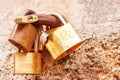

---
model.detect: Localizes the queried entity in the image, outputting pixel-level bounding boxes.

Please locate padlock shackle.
[48,12,67,25]
[34,33,39,52]
[9,9,38,52]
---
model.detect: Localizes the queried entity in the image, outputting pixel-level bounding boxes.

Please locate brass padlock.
[9,10,37,52]
[45,13,83,61]
[9,24,37,52]
[14,34,41,74]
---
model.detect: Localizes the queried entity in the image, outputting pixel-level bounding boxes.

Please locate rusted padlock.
[45,13,83,61]
[9,10,37,52]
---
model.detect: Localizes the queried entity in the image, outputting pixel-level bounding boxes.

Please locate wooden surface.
[0,0,120,80]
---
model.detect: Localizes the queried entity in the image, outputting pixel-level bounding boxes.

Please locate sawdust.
[37,32,120,80]
[0,32,120,80]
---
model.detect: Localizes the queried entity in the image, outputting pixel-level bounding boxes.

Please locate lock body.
[14,52,41,74]
[45,23,82,61]
[9,24,37,52]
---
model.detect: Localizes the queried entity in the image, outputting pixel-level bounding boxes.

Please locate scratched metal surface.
[0,0,120,80]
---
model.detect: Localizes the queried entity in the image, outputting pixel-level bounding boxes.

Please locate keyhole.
[28,16,33,22]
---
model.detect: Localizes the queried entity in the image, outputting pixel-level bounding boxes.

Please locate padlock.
[9,10,37,52]
[9,23,38,52]
[14,33,41,74]
[45,13,83,61]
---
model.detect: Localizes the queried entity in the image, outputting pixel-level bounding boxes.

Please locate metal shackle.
[48,12,67,25]
[39,25,49,45]
[40,31,49,45]
[34,33,39,53]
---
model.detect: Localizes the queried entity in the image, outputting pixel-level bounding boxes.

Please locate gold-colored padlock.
[45,13,83,61]
[14,34,41,74]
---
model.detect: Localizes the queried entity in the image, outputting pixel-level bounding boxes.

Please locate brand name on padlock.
[59,29,73,49]
[59,29,73,41]
[22,62,39,69]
